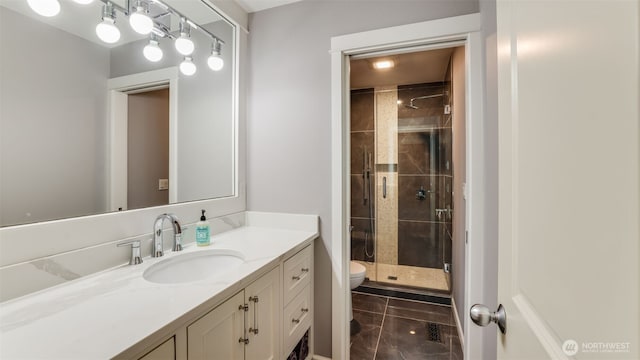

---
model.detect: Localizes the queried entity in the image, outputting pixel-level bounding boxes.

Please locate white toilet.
[349,261,366,321]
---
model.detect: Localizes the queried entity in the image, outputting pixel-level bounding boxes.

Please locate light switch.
[158,179,169,190]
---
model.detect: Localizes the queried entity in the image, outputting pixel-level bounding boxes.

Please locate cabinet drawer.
[283,284,311,356]
[283,245,312,305]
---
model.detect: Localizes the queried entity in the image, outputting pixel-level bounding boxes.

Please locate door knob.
[470,304,507,334]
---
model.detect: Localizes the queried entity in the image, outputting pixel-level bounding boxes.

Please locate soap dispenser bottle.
[196,210,211,246]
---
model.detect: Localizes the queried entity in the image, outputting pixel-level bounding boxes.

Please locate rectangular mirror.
[0,0,236,227]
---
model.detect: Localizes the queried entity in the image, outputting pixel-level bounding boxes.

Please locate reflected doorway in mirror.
[108,67,179,212]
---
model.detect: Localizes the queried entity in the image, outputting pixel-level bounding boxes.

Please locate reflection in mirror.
[0,0,236,227]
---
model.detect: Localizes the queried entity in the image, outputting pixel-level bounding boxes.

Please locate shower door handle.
[383,177,387,198]
[362,151,368,203]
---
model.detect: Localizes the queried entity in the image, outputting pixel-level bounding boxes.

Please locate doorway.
[127,88,170,210]
[107,67,179,212]
[348,45,466,359]
[330,14,487,359]
[349,47,465,293]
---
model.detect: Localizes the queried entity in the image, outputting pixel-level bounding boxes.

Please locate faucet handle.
[117,239,144,265]
[173,233,183,252]
[173,226,188,252]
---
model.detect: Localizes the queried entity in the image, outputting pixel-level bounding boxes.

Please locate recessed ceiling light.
[373,60,394,69]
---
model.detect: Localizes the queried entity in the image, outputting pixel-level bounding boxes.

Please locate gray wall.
[127,89,170,209]
[451,46,467,331]
[479,0,499,358]
[0,7,109,226]
[246,0,479,356]
[110,21,235,203]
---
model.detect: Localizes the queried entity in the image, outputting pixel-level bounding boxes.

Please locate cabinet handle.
[238,337,249,345]
[292,268,310,281]
[249,296,259,335]
[292,307,309,324]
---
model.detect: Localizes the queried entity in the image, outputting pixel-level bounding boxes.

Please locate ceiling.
[234,0,303,13]
[350,47,457,89]
[0,0,223,48]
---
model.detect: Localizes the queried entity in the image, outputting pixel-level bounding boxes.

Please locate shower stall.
[350,78,454,293]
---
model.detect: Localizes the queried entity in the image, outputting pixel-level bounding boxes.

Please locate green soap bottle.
[196,210,210,246]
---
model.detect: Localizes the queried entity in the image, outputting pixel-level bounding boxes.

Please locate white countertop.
[0,222,317,359]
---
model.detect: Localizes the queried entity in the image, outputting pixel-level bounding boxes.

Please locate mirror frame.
[0,0,246,269]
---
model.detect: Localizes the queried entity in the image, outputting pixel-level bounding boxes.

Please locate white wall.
[246,0,479,356]
[0,7,110,227]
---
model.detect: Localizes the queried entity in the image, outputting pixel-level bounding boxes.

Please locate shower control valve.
[416,186,427,201]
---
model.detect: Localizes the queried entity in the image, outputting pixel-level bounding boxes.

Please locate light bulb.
[175,33,194,56]
[373,60,394,69]
[27,0,60,17]
[180,57,196,76]
[129,7,153,35]
[72,0,94,4]
[207,54,224,71]
[96,17,121,44]
[143,39,163,62]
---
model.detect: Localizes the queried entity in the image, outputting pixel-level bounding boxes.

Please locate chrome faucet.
[152,213,183,257]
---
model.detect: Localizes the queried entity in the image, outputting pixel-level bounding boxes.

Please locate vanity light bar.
[98,0,127,15]
[186,19,198,30]
[29,0,227,72]
[94,0,225,45]
[147,0,223,45]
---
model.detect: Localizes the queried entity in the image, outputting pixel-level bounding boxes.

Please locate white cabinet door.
[187,291,245,360]
[496,0,638,358]
[245,268,280,360]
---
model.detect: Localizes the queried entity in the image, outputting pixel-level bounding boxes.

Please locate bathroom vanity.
[0,213,317,360]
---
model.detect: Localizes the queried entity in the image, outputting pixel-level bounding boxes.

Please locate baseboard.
[451,296,465,352]
[313,355,332,360]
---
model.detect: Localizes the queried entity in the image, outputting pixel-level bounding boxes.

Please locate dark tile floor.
[350,292,463,360]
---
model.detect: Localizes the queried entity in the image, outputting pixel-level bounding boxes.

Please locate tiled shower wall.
[350,89,376,262]
[350,82,454,271]
[397,83,453,269]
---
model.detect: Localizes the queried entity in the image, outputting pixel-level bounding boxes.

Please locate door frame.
[107,67,179,211]
[330,13,487,358]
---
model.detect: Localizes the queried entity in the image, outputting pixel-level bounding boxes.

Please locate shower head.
[405,93,444,110]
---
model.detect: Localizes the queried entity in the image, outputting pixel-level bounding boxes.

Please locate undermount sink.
[143,249,245,284]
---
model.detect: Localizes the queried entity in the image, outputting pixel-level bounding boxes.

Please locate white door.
[492,0,639,358]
